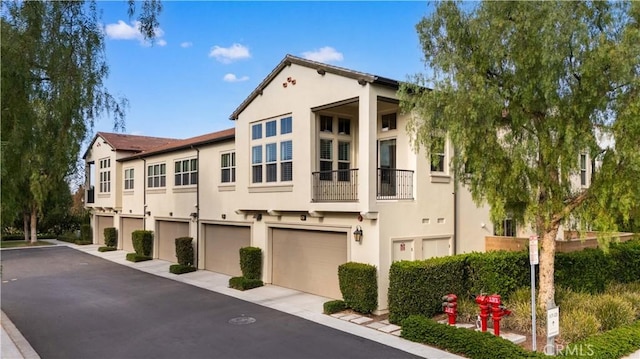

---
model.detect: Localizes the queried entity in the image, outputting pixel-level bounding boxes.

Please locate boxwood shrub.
[559,320,640,358]
[609,239,640,284]
[80,224,92,243]
[132,230,153,256]
[103,227,117,248]
[555,248,612,294]
[338,262,377,314]
[126,253,152,262]
[98,246,117,252]
[175,237,194,266]
[229,276,263,291]
[169,264,197,275]
[239,247,262,280]
[323,300,347,314]
[466,251,530,298]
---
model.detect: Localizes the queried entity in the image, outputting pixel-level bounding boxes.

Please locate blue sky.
[94,1,434,140]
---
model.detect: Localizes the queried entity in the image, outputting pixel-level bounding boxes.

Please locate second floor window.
[147,163,166,188]
[221,152,236,183]
[175,159,198,186]
[99,158,111,193]
[430,137,445,173]
[495,218,517,237]
[124,168,134,190]
[580,154,587,186]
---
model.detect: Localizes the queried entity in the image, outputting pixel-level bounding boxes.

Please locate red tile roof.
[99,132,179,152]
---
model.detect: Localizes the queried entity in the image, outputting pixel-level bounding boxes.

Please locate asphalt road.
[1,247,419,359]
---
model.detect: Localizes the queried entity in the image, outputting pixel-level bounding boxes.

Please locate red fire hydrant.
[442,294,458,325]
[475,294,490,332]
[488,294,512,336]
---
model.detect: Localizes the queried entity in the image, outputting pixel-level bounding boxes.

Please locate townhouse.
[84,55,591,312]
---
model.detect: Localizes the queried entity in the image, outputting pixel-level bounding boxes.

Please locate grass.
[0,240,54,248]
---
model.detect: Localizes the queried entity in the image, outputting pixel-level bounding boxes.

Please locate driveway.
[1,247,419,359]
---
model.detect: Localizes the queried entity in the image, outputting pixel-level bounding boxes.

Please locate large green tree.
[1,1,161,242]
[400,1,640,313]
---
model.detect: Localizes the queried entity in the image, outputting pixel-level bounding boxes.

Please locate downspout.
[453,171,458,255]
[142,158,147,230]
[192,145,200,269]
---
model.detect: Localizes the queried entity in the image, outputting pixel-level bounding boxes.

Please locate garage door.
[121,217,144,252]
[271,228,347,299]
[157,221,190,262]
[204,225,251,276]
[95,215,114,245]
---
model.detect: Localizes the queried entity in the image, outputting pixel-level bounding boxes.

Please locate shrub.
[98,246,117,252]
[338,262,377,314]
[103,227,117,248]
[559,308,600,344]
[132,230,153,256]
[169,264,196,275]
[75,240,93,245]
[229,276,263,291]
[388,256,467,324]
[555,249,612,294]
[57,234,77,243]
[560,321,640,358]
[2,234,52,241]
[80,224,92,242]
[588,294,635,331]
[466,251,529,299]
[605,283,640,318]
[501,287,545,335]
[175,237,194,266]
[239,247,262,280]
[323,300,347,315]
[455,296,478,323]
[126,253,152,262]
[609,240,640,284]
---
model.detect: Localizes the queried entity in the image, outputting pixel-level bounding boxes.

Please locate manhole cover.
[228,316,256,325]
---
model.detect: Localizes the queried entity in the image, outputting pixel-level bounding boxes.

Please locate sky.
[92,1,435,142]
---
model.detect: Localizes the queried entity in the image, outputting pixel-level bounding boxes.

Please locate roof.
[229,54,400,120]
[119,128,235,161]
[83,132,179,159]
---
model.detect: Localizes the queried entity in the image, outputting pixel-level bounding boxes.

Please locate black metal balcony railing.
[86,187,95,204]
[377,168,414,200]
[312,169,358,202]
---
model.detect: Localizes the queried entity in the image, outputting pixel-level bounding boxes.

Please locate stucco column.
[358,86,377,214]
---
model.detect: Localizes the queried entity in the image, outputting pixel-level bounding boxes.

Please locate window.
[430,137,445,172]
[580,154,587,186]
[175,159,197,186]
[318,114,353,181]
[124,168,134,190]
[266,120,277,137]
[338,118,350,135]
[252,123,262,140]
[281,140,293,181]
[495,219,517,237]
[320,115,333,133]
[147,163,166,188]
[319,139,333,180]
[265,143,277,182]
[221,152,236,183]
[99,158,111,193]
[252,145,262,183]
[281,116,292,134]
[338,141,350,181]
[382,113,397,131]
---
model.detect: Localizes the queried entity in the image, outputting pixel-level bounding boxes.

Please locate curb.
[1,311,40,359]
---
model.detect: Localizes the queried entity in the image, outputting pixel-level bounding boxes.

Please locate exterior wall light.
[353,225,363,243]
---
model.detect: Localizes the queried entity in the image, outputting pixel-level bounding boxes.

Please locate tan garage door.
[121,217,144,252]
[157,221,189,262]
[95,215,114,245]
[271,228,347,299]
[204,225,251,277]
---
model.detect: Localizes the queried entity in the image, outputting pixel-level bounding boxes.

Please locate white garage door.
[121,217,144,252]
[157,221,190,262]
[204,225,251,277]
[95,215,114,245]
[422,237,450,259]
[271,228,347,299]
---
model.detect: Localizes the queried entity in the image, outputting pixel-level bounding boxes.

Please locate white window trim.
[221,151,236,184]
[124,167,134,191]
[98,157,111,193]
[579,153,588,187]
[317,114,353,180]
[147,162,166,189]
[250,114,294,186]
[174,157,198,187]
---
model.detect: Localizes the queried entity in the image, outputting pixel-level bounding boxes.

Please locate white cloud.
[180,41,193,48]
[223,73,249,83]
[209,43,251,64]
[104,20,166,47]
[302,46,344,63]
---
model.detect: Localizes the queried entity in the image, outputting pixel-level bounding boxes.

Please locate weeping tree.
[1,1,161,242]
[399,1,640,314]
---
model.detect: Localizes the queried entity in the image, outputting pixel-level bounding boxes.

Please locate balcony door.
[378,139,396,197]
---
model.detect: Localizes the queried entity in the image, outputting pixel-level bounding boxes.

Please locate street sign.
[547,307,560,337]
[529,236,539,265]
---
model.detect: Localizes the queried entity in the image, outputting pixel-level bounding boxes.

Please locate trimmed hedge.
[98,246,117,252]
[175,237,194,266]
[466,251,530,297]
[57,234,77,243]
[609,239,640,284]
[240,247,262,280]
[132,230,153,256]
[555,249,611,294]
[75,240,93,245]
[229,276,263,291]
[338,262,377,314]
[323,300,347,314]
[126,253,152,262]
[401,315,546,359]
[80,224,92,242]
[104,227,117,248]
[169,264,197,275]
[2,234,50,241]
[559,320,640,358]
[388,256,467,324]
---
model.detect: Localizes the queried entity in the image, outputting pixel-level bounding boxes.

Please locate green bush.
[605,282,640,318]
[555,249,612,294]
[80,224,92,242]
[103,227,117,248]
[401,315,545,359]
[57,234,77,243]
[559,307,600,344]
[98,246,117,252]
[323,300,347,314]
[174,237,194,266]
[132,230,153,256]
[75,240,93,245]
[388,256,467,324]
[338,262,377,314]
[229,276,263,291]
[239,247,262,280]
[126,252,152,262]
[501,287,545,335]
[588,294,635,331]
[559,321,640,358]
[466,251,529,299]
[2,234,51,241]
[169,264,196,275]
[609,240,640,284]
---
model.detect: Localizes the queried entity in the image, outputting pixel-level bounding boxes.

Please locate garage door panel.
[204,225,250,277]
[121,218,143,252]
[272,229,347,299]
[157,221,189,262]
[95,216,114,245]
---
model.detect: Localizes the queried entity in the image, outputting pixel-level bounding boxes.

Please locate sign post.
[529,236,539,351]
[547,306,560,355]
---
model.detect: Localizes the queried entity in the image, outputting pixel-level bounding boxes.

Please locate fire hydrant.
[488,294,512,336]
[475,294,490,332]
[442,294,458,325]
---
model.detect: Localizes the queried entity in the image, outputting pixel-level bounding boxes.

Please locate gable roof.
[229,54,400,121]
[83,132,179,159]
[119,128,235,161]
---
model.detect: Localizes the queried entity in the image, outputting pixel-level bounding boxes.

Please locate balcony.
[377,169,414,200]
[312,169,358,202]
[86,187,95,204]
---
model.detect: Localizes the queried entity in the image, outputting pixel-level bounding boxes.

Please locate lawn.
[0,240,55,249]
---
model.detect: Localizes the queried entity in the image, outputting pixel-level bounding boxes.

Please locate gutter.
[192,145,200,269]
[142,158,147,231]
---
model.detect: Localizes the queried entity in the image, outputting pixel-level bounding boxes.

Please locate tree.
[399,1,640,313]
[1,1,161,242]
